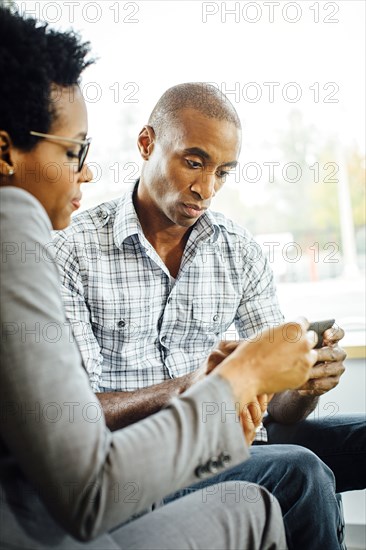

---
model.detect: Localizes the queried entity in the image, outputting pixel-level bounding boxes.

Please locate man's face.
[139,108,241,228]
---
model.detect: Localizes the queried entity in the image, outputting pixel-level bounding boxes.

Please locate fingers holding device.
[308,319,335,349]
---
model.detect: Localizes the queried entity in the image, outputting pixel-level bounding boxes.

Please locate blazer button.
[218,451,231,467]
[206,457,220,474]
[195,465,207,478]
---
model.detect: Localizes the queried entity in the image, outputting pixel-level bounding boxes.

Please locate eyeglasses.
[30,131,92,172]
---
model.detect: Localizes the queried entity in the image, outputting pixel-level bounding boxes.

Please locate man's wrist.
[296,389,321,400]
[172,372,194,395]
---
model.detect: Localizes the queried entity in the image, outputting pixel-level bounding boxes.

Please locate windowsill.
[342,329,365,359]
[343,345,366,360]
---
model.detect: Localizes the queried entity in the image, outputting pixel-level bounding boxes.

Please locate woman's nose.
[79,163,93,183]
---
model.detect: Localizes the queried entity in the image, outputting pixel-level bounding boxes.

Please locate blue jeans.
[164,414,365,550]
[265,413,366,492]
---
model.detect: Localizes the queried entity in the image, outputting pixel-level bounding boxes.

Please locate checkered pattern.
[54,184,284,441]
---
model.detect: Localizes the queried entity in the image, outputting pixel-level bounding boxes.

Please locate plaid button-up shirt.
[54,184,284,440]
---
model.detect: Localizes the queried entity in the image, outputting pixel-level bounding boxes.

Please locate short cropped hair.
[148,83,241,139]
[0,8,93,150]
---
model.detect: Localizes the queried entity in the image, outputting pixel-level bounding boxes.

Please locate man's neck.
[133,184,193,277]
[141,222,192,279]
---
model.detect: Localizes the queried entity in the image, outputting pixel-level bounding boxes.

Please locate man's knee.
[278,445,336,499]
[284,445,334,476]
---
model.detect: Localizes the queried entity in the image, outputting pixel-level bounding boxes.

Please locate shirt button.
[161,335,166,342]
[213,314,219,322]
[117,319,126,328]
[167,297,171,304]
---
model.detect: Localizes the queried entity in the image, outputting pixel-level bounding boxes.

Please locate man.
[54,83,365,549]
[2,9,315,545]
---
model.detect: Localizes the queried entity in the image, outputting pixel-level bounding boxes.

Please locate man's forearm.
[266,390,319,424]
[96,374,193,431]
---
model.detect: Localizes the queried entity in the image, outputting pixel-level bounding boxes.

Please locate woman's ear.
[0,131,16,177]
[137,125,156,161]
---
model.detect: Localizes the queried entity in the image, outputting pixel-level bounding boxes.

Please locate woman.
[0,8,316,549]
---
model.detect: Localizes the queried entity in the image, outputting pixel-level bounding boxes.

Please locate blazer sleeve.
[0,188,249,541]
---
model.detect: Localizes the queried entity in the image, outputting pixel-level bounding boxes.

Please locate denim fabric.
[165,414,365,549]
[265,413,366,492]
[164,444,340,549]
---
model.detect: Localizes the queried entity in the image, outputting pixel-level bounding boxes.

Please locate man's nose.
[191,170,216,200]
[79,163,93,184]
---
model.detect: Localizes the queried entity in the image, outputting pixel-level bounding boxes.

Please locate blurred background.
[5,0,365,541]
[6,0,364,328]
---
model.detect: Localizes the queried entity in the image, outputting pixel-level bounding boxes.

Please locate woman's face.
[8,85,92,229]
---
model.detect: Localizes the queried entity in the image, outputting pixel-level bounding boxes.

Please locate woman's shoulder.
[0,186,52,241]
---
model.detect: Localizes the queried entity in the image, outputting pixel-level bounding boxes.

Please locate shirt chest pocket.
[192,297,238,335]
[89,298,147,343]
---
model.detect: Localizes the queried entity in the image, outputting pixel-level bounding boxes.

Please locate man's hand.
[297,325,346,396]
[205,341,241,374]
[179,341,240,393]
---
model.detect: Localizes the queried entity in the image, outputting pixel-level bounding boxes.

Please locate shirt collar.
[113,180,221,249]
[191,209,221,245]
[113,181,143,249]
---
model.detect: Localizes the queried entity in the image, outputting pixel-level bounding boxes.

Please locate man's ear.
[137,125,156,161]
[0,131,16,176]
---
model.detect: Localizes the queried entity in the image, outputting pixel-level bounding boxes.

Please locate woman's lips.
[71,198,81,210]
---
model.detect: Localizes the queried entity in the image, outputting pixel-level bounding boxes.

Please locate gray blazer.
[0,187,248,548]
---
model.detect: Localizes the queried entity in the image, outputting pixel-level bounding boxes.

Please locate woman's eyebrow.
[73,132,87,140]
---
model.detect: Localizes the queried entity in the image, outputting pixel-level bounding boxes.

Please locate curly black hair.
[0,7,93,150]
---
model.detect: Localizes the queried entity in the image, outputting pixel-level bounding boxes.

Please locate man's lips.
[182,203,207,217]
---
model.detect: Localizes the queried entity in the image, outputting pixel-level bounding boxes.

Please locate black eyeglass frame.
[29,131,92,172]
